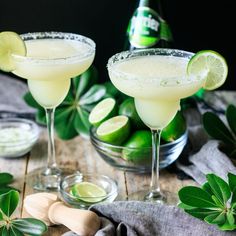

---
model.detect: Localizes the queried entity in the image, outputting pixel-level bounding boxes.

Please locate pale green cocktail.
[108,48,205,203]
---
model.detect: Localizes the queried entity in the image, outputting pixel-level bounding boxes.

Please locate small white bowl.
[0,118,39,158]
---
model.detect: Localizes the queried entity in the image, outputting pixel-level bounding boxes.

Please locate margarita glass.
[12,32,95,190]
[107,48,205,203]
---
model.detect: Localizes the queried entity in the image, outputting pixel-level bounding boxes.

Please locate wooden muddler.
[24,193,101,236]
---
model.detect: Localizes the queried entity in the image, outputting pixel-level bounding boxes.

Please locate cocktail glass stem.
[41,107,61,188]
[45,108,56,169]
[145,128,165,203]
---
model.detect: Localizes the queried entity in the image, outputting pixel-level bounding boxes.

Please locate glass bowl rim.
[0,117,39,145]
[90,126,188,150]
[59,173,118,200]
[12,31,96,64]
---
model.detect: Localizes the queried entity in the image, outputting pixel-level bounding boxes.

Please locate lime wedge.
[89,98,117,127]
[71,182,106,203]
[0,31,26,72]
[187,50,228,90]
[96,115,130,145]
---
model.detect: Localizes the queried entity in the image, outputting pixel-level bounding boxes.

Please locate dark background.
[0,0,234,89]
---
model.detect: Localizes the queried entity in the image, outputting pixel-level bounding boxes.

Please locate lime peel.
[0,31,26,72]
[187,50,228,90]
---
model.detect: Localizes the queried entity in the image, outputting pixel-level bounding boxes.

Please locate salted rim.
[12,32,96,65]
[107,48,205,84]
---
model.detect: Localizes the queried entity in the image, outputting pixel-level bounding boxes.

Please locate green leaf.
[23,92,41,109]
[202,182,214,196]
[206,174,231,205]
[229,173,236,205]
[228,172,236,193]
[74,108,91,137]
[0,186,18,195]
[178,202,195,210]
[218,212,236,231]
[79,84,106,105]
[203,112,236,146]
[178,186,217,208]
[12,218,47,236]
[55,109,78,140]
[184,208,219,220]
[204,212,226,225]
[35,109,46,125]
[0,173,13,186]
[103,82,121,98]
[8,226,23,236]
[74,65,98,98]
[226,104,236,137]
[0,190,19,217]
[0,226,10,236]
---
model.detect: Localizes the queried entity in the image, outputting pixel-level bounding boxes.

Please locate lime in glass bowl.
[59,173,118,209]
[90,127,187,173]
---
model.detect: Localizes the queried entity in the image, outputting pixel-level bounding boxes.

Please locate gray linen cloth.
[63,201,236,236]
[0,73,35,118]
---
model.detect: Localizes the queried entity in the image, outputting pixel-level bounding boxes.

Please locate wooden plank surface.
[1,127,196,235]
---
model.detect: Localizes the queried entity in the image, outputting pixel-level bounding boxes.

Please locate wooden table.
[0,128,195,235]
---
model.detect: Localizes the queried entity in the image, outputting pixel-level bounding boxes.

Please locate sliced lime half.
[71,181,106,203]
[0,31,26,72]
[96,115,130,145]
[187,50,228,90]
[89,98,116,127]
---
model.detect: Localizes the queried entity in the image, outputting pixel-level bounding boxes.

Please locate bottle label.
[128,6,171,48]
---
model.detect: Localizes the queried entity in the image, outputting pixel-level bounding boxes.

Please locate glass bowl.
[90,127,188,173]
[59,173,118,209]
[0,118,40,158]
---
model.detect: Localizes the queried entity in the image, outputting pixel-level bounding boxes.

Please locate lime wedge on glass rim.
[0,31,26,72]
[71,182,107,203]
[96,115,130,145]
[89,98,117,127]
[187,50,228,90]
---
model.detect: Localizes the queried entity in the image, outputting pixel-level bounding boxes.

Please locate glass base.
[26,167,80,191]
[127,189,178,205]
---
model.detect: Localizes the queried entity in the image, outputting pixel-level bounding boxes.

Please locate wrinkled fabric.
[63,201,236,236]
[0,73,35,118]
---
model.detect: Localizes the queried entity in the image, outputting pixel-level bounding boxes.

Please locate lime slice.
[0,31,26,72]
[96,115,130,145]
[71,182,106,203]
[89,98,117,127]
[187,50,228,90]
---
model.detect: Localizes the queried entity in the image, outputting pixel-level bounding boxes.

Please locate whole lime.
[161,111,186,142]
[122,130,152,164]
[119,98,146,129]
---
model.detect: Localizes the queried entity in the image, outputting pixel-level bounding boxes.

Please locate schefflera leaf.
[202,112,235,147]
[11,218,47,236]
[178,186,218,208]
[206,174,231,206]
[0,190,19,217]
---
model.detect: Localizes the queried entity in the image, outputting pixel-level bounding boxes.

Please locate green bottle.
[126,0,173,50]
